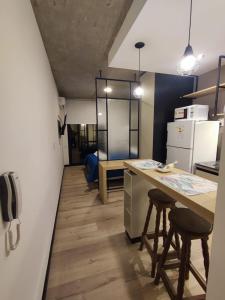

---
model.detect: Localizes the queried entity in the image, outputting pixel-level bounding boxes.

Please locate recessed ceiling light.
[98,112,103,116]
[104,87,112,93]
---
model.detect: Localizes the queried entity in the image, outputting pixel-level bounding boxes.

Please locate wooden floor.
[46,166,209,300]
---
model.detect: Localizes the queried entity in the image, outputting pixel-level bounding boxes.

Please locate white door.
[167,120,195,149]
[166,146,193,172]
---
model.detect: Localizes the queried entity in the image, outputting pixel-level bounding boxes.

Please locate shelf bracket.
[214,55,225,117]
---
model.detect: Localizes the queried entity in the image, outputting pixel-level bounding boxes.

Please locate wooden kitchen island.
[124,161,217,224]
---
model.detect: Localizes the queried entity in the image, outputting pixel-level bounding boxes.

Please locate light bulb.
[133,86,144,98]
[177,44,200,76]
[177,54,200,76]
[180,54,196,71]
[104,87,112,93]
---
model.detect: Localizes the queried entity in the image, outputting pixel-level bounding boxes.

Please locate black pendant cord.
[135,41,145,81]
[138,48,141,82]
[188,0,193,46]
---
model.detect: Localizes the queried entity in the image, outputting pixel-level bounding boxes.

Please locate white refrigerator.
[166,120,220,173]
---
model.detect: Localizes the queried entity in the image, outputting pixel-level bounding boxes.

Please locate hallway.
[46,166,205,300]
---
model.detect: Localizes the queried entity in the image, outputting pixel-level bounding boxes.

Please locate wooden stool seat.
[140,189,179,278]
[155,208,212,300]
[148,189,176,205]
[169,208,213,237]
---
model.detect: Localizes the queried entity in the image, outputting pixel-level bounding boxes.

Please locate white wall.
[194,66,225,114]
[196,67,225,298]
[66,99,96,124]
[0,1,63,300]
[206,114,225,300]
[139,72,155,158]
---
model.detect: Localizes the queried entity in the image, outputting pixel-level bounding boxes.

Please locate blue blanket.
[84,154,124,183]
[84,154,99,183]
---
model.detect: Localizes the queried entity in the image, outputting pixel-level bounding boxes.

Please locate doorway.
[67,124,97,165]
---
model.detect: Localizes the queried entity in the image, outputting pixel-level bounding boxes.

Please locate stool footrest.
[189,263,206,292]
[183,295,205,300]
[159,268,206,300]
[146,231,164,240]
[143,236,178,263]
[160,259,207,298]
[163,260,180,270]
[160,269,177,300]
[165,250,178,261]
[161,259,207,292]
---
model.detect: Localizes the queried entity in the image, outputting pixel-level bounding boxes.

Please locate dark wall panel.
[153,73,195,163]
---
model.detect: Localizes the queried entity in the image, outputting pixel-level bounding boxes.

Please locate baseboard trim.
[42,167,65,300]
[125,231,141,244]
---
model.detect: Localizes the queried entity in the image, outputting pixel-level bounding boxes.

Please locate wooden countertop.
[124,161,217,224]
[99,160,130,170]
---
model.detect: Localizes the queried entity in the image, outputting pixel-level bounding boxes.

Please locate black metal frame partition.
[95,77,140,161]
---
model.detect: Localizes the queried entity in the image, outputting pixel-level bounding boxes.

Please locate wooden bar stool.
[154,207,213,300]
[139,189,180,278]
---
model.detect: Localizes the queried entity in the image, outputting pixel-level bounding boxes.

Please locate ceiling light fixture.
[134,42,145,98]
[104,86,112,93]
[177,0,201,76]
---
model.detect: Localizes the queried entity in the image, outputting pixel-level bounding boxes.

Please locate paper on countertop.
[158,173,218,196]
[131,160,161,170]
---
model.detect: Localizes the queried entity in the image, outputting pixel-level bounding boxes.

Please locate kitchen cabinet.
[195,169,219,183]
[124,170,156,240]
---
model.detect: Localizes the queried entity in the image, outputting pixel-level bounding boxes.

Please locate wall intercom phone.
[0,172,22,251]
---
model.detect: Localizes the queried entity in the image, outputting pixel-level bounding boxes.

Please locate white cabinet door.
[167,120,195,149]
[166,146,193,172]
[193,121,219,164]
[123,170,156,239]
[195,169,219,183]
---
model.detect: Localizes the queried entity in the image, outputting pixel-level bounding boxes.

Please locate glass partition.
[130,100,139,130]
[107,80,130,99]
[98,130,107,161]
[108,99,129,160]
[96,77,140,160]
[67,124,97,165]
[97,98,107,130]
[130,131,138,158]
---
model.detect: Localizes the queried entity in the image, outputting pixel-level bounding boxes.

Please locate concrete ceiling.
[109,0,225,76]
[31,0,134,99]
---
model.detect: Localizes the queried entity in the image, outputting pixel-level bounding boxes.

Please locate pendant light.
[177,0,202,76]
[133,42,145,98]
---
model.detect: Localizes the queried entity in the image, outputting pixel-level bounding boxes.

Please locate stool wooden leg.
[177,237,191,300]
[185,241,191,280]
[201,237,210,280]
[139,201,153,251]
[175,232,181,258]
[162,208,167,247]
[154,226,174,285]
[151,208,162,278]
